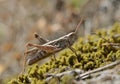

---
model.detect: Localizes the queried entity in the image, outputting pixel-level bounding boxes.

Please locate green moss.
[73,63,82,69]
[9,23,120,84]
[84,61,95,70]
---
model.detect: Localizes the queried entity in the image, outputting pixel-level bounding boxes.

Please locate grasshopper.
[24,17,84,66]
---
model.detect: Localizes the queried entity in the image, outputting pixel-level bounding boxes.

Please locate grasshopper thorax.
[66,32,77,45]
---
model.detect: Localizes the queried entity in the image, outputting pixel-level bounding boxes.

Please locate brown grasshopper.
[24,17,84,66]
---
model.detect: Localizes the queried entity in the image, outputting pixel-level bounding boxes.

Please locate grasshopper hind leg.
[22,43,30,73]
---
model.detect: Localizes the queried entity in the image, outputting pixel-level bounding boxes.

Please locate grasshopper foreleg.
[67,37,78,56]
[50,54,57,61]
[68,46,78,56]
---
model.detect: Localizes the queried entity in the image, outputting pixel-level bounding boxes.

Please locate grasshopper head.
[67,32,77,45]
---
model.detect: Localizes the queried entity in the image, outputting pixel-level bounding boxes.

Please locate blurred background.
[0,0,120,82]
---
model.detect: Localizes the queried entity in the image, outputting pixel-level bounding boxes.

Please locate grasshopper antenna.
[74,17,84,34]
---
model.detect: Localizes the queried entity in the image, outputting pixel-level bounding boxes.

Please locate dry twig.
[76,60,120,80]
[45,60,120,82]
